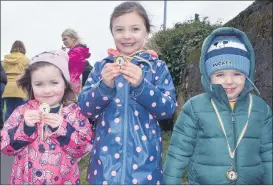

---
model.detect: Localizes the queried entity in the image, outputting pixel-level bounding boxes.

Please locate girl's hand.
[43,113,63,129]
[101,63,121,88]
[24,110,42,127]
[120,62,143,87]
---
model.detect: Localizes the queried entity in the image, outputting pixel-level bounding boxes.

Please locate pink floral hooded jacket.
[0,99,93,185]
[68,44,91,95]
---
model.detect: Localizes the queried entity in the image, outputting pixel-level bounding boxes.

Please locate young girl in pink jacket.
[1,50,93,185]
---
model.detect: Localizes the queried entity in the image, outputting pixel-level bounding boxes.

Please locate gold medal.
[39,103,50,141]
[226,169,238,182]
[39,103,50,114]
[115,56,125,67]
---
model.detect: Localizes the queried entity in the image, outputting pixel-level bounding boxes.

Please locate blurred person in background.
[2,40,29,121]
[61,28,91,96]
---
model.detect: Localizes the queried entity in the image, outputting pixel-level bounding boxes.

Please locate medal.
[115,56,126,67]
[39,103,50,140]
[39,103,50,114]
[226,169,238,181]
[211,94,253,182]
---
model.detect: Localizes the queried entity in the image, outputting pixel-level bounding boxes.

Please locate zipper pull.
[231,113,235,122]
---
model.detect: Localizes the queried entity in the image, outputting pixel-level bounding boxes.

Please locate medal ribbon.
[211,94,253,159]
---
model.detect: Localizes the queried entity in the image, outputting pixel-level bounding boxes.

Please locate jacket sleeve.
[1,105,38,156]
[48,104,93,158]
[163,99,198,184]
[260,104,272,184]
[68,47,87,79]
[78,61,116,121]
[0,63,7,85]
[130,60,177,119]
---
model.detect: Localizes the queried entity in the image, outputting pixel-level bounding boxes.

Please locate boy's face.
[211,69,246,101]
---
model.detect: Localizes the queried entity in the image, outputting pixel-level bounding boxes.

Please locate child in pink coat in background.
[0,50,93,185]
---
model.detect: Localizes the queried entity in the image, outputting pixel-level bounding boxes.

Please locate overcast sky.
[1,1,254,65]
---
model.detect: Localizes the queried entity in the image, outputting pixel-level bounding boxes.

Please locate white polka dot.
[98,160,101,165]
[145,123,149,128]
[87,78,92,82]
[117,104,122,107]
[115,99,120,103]
[102,146,108,151]
[91,92,95,97]
[149,114,153,119]
[164,79,169,84]
[161,112,166,116]
[114,118,120,124]
[133,164,138,170]
[152,130,156,134]
[159,137,162,142]
[118,82,123,88]
[136,147,142,152]
[152,70,156,74]
[114,153,120,159]
[97,136,100,141]
[157,181,160,185]
[150,90,154,96]
[101,121,105,126]
[86,102,89,107]
[103,97,108,101]
[132,179,138,184]
[95,115,99,119]
[134,111,139,116]
[165,91,170,96]
[88,174,90,179]
[156,146,158,151]
[111,171,116,176]
[134,125,139,131]
[147,175,152,180]
[96,106,101,109]
[103,181,108,185]
[155,76,159,80]
[108,128,111,133]
[162,98,166,104]
[87,112,92,116]
[94,170,97,175]
[93,149,96,154]
[140,64,144,68]
[150,156,154,161]
[152,102,156,107]
[142,135,147,141]
[157,62,161,67]
[115,136,121,142]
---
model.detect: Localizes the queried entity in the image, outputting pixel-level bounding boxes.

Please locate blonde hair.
[61,28,85,46]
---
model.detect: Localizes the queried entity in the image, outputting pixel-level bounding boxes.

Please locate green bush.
[147,18,222,91]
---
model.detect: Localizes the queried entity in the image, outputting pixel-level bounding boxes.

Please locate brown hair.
[10,40,26,55]
[110,1,151,33]
[17,62,77,106]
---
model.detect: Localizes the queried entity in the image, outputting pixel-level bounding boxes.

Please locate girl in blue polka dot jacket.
[78,1,177,185]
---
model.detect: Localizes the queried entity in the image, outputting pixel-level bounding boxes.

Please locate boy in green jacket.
[163,27,272,184]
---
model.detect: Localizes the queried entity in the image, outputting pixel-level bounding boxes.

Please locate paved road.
[0,152,14,184]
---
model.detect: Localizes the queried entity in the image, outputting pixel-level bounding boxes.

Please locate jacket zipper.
[231,112,237,184]
[121,81,129,184]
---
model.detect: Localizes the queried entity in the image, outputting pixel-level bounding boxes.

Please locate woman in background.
[2,40,29,121]
[61,29,91,96]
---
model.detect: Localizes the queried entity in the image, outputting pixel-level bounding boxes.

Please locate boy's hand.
[101,63,121,88]
[120,62,143,87]
[42,113,63,129]
[24,110,42,127]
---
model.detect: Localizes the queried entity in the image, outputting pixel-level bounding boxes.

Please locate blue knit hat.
[205,36,250,77]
